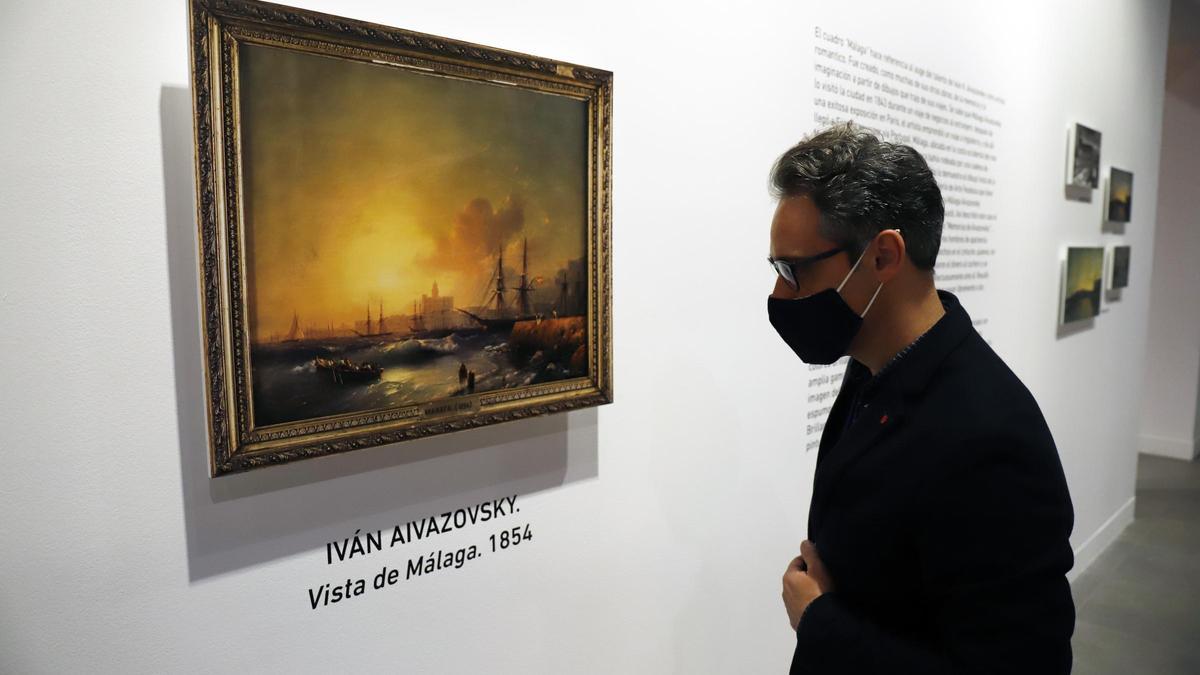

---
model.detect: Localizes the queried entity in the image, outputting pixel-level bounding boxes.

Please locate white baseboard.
[1067,496,1136,583]
[1139,433,1199,461]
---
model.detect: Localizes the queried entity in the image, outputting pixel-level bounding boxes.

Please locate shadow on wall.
[1055,317,1094,341]
[1063,184,1093,203]
[159,85,599,582]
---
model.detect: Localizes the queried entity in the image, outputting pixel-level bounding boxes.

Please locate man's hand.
[782,539,836,631]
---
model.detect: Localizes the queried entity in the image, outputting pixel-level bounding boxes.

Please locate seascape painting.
[239,44,590,427]
[1107,168,1133,222]
[1061,247,1104,324]
[190,0,612,474]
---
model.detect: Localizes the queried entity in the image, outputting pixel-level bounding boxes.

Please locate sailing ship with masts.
[281,311,305,343]
[408,298,459,339]
[352,300,395,339]
[457,237,539,332]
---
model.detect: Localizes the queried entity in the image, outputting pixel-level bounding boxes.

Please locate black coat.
[791,290,1076,674]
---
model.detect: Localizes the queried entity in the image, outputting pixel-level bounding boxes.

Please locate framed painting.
[188,0,613,476]
[1065,123,1101,189]
[1060,246,1104,324]
[1107,245,1131,290]
[1105,167,1133,222]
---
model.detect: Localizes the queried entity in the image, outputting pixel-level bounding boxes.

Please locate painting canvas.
[1106,168,1133,222]
[1108,245,1131,290]
[1061,247,1104,324]
[189,0,612,475]
[1066,123,1101,189]
[241,46,590,425]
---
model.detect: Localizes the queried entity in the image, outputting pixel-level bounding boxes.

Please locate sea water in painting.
[239,43,589,427]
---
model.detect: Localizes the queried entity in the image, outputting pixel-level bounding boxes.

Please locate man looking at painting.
[767,122,1076,673]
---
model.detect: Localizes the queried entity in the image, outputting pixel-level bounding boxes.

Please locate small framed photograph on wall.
[1107,245,1131,290]
[1060,246,1105,324]
[1106,168,1133,222]
[1066,123,1102,189]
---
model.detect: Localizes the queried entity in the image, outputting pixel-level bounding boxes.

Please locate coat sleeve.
[790,433,1076,674]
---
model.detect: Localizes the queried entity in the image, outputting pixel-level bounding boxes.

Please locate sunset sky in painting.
[238,43,587,340]
[1066,247,1104,295]
[1110,169,1132,203]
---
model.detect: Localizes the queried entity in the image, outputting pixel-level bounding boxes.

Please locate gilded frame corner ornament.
[187,0,613,476]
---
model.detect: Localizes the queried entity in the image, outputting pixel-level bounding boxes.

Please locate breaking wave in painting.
[249,327,580,426]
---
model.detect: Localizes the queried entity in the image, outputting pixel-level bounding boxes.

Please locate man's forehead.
[772,195,829,254]
[773,195,822,228]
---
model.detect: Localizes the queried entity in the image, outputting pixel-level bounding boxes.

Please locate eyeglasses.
[768,246,845,290]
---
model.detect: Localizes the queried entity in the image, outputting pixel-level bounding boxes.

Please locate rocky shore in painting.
[508,316,586,372]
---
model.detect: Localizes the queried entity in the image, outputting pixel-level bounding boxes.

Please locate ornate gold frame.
[188,0,613,476]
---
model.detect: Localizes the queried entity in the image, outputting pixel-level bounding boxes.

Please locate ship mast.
[366,301,372,335]
[410,300,424,333]
[378,300,386,333]
[517,237,533,317]
[287,310,302,341]
[494,243,507,314]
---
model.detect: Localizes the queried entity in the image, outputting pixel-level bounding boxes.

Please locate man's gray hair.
[769,121,944,270]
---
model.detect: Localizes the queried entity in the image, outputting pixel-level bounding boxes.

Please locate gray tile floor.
[1071,454,1200,674]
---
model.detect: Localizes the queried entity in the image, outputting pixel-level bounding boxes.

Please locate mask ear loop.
[860,280,885,318]
[837,237,889,318]
[864,229,901,316]
[836,246,869,294]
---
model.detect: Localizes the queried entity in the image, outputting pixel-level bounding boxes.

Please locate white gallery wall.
[0,0,1172,672]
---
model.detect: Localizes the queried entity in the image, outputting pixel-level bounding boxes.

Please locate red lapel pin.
[880,413,889,425]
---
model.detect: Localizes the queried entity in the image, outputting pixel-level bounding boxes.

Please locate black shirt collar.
[842,289,973,402]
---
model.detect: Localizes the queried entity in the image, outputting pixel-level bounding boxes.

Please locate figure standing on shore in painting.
[467,370,476,393]
[459,362,468,385]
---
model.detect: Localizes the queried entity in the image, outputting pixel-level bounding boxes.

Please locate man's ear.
[874,228,905,281]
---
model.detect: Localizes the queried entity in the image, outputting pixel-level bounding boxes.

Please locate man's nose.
[771,274,796,299]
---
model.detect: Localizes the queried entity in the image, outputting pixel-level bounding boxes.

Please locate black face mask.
[767,247,884,365]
